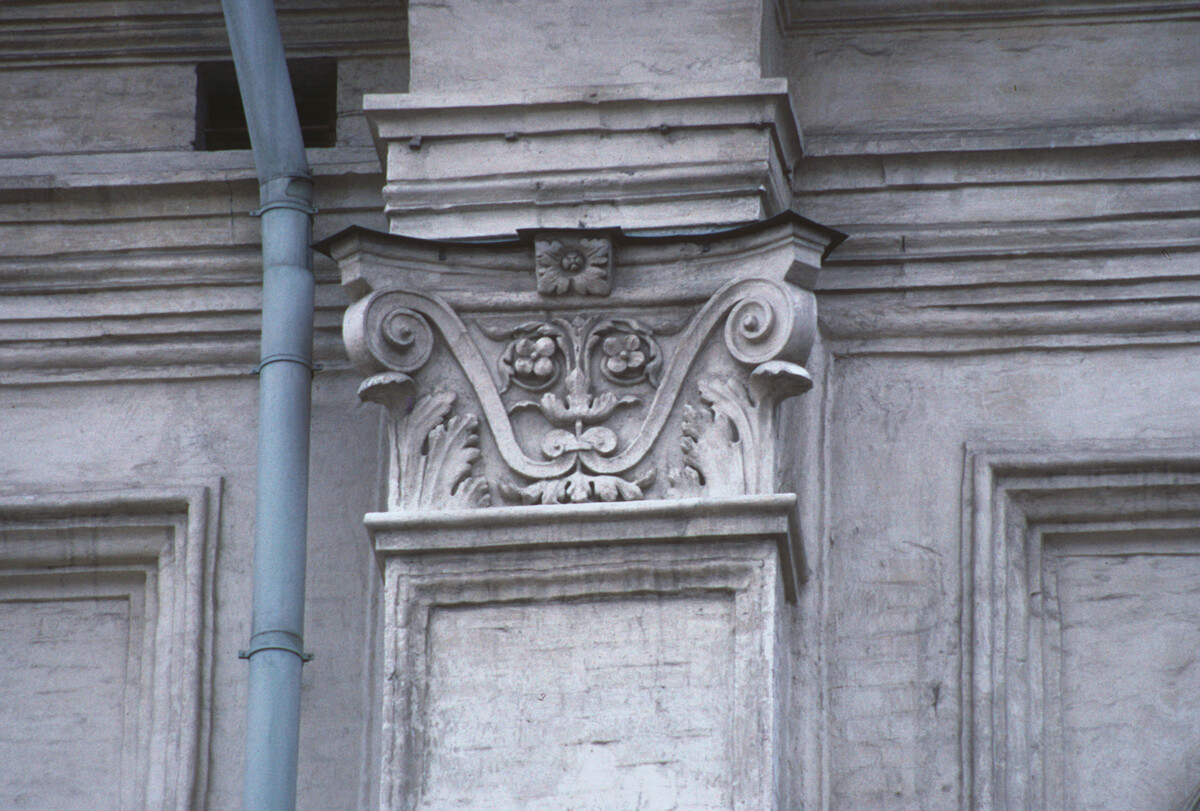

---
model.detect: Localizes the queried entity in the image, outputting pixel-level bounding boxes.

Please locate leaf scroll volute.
[576,278,816,478]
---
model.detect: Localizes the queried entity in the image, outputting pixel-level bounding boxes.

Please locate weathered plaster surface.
[407,0,782,92]
[3,0,1198,807]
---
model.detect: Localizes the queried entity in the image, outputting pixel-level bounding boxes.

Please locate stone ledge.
[368,493,804,602]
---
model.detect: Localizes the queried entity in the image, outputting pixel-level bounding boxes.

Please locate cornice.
[364,80,806,238]
[782,0,1200,32]
[800,139,1200,349]
[316,211,846,262]
[0,2,407,69]
[799,125,1200,159]
[0,147,382,184]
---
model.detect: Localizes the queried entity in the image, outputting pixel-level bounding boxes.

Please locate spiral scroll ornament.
[358,294,437,373]
[722,280,816,368]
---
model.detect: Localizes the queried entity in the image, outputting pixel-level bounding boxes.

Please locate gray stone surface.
[407,0,783,92]
[375,533,786,811]
[329,154,837,808]
[3,0,1199,808]
[421,594,734,810]
[365,80,802,237]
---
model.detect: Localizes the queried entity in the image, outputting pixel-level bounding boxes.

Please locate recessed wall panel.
[0,588,136,810]
[419,595,735,811]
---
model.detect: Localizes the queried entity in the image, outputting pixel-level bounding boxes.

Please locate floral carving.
[602,334,645,377]
[498,328,564,392]
[499,470,656,505]
[358,372,491,510]
[667,378,760,498]
[593,319,662,386]
[505,359,646,504]
[535,237,611,296]
[353,276,815,510]
[482,314,667,503]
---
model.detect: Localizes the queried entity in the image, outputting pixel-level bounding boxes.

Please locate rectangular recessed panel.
[1052,547,1200,811]
[0,591,135,810]
[420,595,734,811]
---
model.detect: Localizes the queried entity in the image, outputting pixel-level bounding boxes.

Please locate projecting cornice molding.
[0,3,406,68]
[781,0,1200,31]
[363,80,804,239]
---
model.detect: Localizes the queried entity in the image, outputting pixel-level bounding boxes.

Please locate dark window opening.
[195,58,337,151]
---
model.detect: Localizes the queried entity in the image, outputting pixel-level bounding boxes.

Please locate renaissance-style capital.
[323,210,842,523]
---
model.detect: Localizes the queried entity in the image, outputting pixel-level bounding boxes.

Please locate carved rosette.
[534,235,611,296]
[327,214,843,512]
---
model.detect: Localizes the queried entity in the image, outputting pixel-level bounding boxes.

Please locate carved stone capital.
[326,212,843,810]
[324,212,843,533]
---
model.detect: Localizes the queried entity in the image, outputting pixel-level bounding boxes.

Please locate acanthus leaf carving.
[499,470,656,505]
[358,372,491,510]
[667,378,760,498]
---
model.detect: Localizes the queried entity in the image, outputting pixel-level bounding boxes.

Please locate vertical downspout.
[220,2,315,809]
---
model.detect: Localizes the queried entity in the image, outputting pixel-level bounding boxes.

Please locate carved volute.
[321,213,844,514]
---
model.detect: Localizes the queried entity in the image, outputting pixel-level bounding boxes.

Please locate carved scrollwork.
[382,309,434,369]
[353,295,437,374]
[350,272,818,508]
[326,214,847,516]
[723,279,815,367]
[571,278,810,477]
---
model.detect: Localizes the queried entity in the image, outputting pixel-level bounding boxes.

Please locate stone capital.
[321,212,843,598]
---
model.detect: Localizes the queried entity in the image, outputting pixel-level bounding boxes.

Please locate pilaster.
[322,213,843,809]
[333,2,840,805]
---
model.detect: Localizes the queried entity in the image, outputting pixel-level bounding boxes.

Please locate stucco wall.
[2,0,1198,808]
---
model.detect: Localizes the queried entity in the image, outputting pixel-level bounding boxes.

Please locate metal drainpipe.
[220,1,315,809]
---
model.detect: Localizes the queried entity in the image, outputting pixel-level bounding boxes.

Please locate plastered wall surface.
[816,348,1200,809]
[3,0,1199,807]
[0,374,381,809]
[0,2,407,807]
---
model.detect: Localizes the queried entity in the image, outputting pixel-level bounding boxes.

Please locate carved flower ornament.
[535,237,611,296]
[512,336,557,385]
[602,333,646,379]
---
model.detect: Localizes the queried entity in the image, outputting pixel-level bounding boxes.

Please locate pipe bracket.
[254,353,321,375]
[239,630,314,663]
[250,199,318,217]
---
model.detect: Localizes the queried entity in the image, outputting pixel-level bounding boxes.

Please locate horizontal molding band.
[0,4,406,69]
[826,332,1200,358]
[0,148,382,189]
[781,0,1200,31]
[800,123,1200,158]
